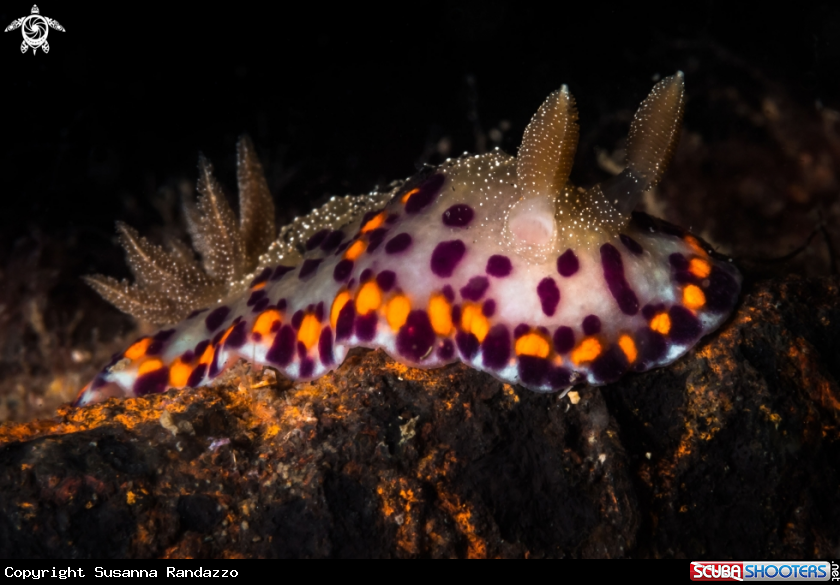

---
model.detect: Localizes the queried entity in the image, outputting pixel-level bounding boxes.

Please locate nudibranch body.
[77,73,741,406]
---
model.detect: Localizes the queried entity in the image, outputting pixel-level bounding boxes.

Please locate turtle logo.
[4,5,65,54]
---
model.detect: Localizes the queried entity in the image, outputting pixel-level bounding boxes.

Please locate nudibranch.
[77,73,741,406]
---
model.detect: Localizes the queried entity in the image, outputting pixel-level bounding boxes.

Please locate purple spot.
[518,356,549,386]
[146,340,164,356]
[335,303,356,340]
[442,285,455,302]
[620,234,644,255]
[292,310,305,330]
[386,213,400,224]
[591,346,628,383]
[306,229,330,250]
[705,266,740,313]
[319,327,334,366]
[205,306,230,332]
[582,315,601,336]
[211,329,226,346]
[355,312,378,341]
[456,331,479,359]
[333,259,354,282]
[251,332,262,343]
[442,204,474,227]
[186,364,207,387]
[360,268,373,283]
[376,270,396,292]
[557,249,579,277]
[366,227,389,253]
[187,308,208,319]
[224,320,247,349]
[315,302,325,322]
[669,253,689,270]
[450,304,461,324]
[438,339,455,360]
[460,276,489,301]
[336,241,350,255]
[154,329,176,342]
[642,303,666,320]
[266,325,296,366]
[299,358,315,378]
[385,233,412,254]
[299,258,323,279]
[482,299,496,317]
[247,289,267,307]
[636,327,667,365]
[250,267,273,287]
[252,297,270,313]
[536,278,560,316]
[668,305,702,343]
[485,255,512,278]
[194,339,210,357]
[133,366,169,397]
[600,243,639,316]
[276,298,287,311]
[180,350,195,363]
[297,341,307,360]
[321,230,345,252]
[514,324,530,339]
[270,265,295,281]
[405,174,445,214]
[481,325,510,370]
[547,367,572,390]
[396,311,436,361]
[431,240,466,278]
[553,326,575,353]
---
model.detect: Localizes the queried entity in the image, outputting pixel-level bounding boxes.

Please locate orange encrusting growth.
[618,335,637,363]
[515,333,551,358]
[330,291,352,329]
[386,295,411,331]
[297,315,321,350]
[125,338,152,360]
[428,293,453,336]
[683,284,706,309]
[571,338,601,365]
[650,312,671,335]
[460,304,489,343]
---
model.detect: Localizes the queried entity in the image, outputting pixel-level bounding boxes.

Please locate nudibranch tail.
[78,74,741,409]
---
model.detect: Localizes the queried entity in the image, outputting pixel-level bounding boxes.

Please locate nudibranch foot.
[76,73,741,407]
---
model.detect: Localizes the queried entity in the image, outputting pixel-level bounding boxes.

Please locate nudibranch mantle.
[77,73,741,406]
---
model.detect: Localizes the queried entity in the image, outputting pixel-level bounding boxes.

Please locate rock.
[1,275,839,558]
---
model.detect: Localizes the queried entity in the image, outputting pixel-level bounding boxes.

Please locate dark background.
[1,1,840,420]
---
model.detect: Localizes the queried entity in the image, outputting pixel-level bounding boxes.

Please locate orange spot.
[684,235,707,256]
[331,291,352,329]
[297,314,321,350]
[683,284,706,309]
[689,258,711,278]
[386,294,411,331]
[199,343,215,365]
[619,335,637,363]
[461,303,489,343]
[356,281,382,315]
[428,293,452,336]
[650,312,671,335]
[219,324,236,346]
[137,359,164,376]
[344,240,366,261]
[125,338,152,360]
[253,309,282,337]
[169,359,192,387]
[401,188,420,205]
[571,338,601,365]
[515,333,550,358]
[361,211,386,233]
[251,281,267,290]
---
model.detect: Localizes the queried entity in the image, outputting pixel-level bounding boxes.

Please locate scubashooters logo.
[691,561,833,581]
[4,5,65,54]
